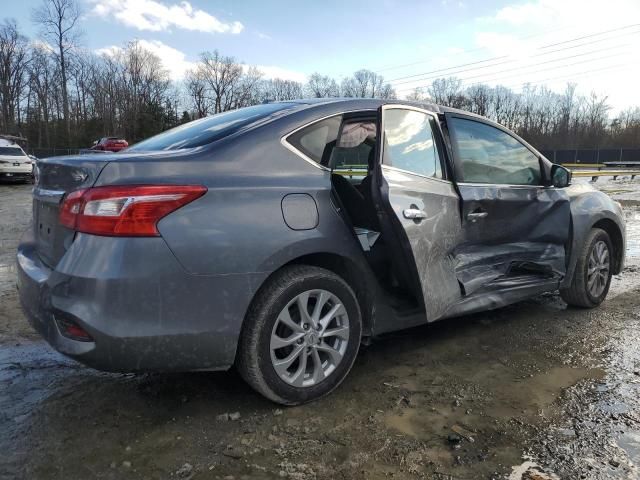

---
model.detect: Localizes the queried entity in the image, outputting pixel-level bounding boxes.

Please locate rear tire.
[560,228,613,308]
[236,265,362,405]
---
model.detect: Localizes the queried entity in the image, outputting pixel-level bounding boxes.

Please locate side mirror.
[551,164,571,188]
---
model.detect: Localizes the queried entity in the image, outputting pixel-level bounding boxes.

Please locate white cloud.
[90,0,243,34]
[256,65,307,83]
[486,0,640,29]
[96,40,196,80]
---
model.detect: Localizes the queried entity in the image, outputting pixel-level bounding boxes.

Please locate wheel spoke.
[289,349,309,387]
[311,291,329,325]
[319,303,345,333]
[278,309,304,333]
[311,348,325,383]
[273,344,305,376]
[317,342,343,366]
[321,325,349,341]
[271,332,305,350]
[296,292,312,325]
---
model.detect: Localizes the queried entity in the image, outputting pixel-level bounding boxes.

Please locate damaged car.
[16,99,625,405]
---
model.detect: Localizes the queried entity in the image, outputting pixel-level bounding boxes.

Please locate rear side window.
[383,109,442,178]
[127,103,297,151]
[449,118,541,185]
[286,116,342,166]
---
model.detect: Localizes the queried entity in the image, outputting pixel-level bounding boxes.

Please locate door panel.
[455,184,570,295]
[446,113,571,295]
[383,167,463,319]
[376,106,464,322]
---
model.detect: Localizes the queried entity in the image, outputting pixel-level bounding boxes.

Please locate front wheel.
[236,265,362,405]
[560,228,614,308]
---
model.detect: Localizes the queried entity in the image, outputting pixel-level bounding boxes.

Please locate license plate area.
[34,199,68,266]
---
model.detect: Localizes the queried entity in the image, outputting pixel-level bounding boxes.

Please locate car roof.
[282,97,473,115]
[274,97,482,119]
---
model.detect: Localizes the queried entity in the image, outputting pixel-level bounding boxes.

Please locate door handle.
[467,211,488,221]
[403,208,427,220]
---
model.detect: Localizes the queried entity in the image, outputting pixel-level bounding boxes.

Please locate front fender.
[561,184,626,288]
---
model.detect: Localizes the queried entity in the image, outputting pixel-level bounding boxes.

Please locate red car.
[90,137,129,152]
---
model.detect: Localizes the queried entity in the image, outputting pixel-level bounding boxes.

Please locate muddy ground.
[1,178,639,480]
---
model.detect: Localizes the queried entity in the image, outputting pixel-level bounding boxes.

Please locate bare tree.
[306,72,339,98]
[405,87,429,102]
[465,84,491,116]
[261,78,303,102]
[185,68,209,118]
[428,77,465,108]
[198,50,243,113]
[32,0,81,143]
[0,20,28,133]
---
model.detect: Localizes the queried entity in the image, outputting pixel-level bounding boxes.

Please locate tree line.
[0,0,639,155]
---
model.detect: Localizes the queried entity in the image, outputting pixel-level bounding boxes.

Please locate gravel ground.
[0,177,639,480]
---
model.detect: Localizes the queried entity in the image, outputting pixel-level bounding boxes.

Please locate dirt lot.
[1,179,639,480]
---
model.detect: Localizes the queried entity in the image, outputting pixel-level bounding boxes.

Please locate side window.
[449,118,541,185]
[330,121,377,171]
[286,115,342,166]
[383,109,442,178]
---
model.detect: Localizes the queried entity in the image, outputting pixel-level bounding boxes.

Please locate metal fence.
[540,148,640,165]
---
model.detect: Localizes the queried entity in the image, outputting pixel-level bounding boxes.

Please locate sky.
[6,0,640,113]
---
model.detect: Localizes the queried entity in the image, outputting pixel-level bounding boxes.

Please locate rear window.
[0,147,25,156]
[127,103,297,152]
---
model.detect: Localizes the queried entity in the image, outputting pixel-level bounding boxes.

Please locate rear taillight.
[59,185,207,236]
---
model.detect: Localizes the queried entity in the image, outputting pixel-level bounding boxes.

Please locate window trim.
[446,113,545,187]
[381,164,453,184]
[281,110,376,172]
[380,105,449,181]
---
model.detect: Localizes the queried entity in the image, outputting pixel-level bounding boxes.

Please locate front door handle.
[403,208,427,220]
[467,211,488,221]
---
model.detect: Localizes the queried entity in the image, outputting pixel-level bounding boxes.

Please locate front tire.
[560,228,613,308]
[236,265,362,405]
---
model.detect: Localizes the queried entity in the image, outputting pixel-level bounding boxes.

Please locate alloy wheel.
[587,240,610,298]
[270,289,350,388]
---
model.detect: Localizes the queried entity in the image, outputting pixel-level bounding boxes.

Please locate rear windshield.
[127,103,298,152]
[0,147,25,156]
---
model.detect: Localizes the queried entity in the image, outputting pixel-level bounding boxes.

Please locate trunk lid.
[33,155,111,267]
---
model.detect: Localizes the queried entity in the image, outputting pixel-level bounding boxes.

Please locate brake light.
[59,185,207,236]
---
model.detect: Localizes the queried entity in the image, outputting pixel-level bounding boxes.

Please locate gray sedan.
[17,99,625,405]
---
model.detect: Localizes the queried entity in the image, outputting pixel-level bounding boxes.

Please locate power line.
[386,23,640,85]
[386,56,510,83]
[458,53,630,90]
[396,43,633,91]
[456,44,632,86]
[374,24,575,73]
[502,60,640,90]
[537,23,639,49]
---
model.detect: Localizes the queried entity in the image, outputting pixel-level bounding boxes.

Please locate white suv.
[0,143,33,182]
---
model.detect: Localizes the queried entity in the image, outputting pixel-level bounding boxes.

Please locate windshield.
[0,146,25,156]
[127,103,298,152]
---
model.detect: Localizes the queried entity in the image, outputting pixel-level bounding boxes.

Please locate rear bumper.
[0,171,32,181]
[17,230,265,372]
